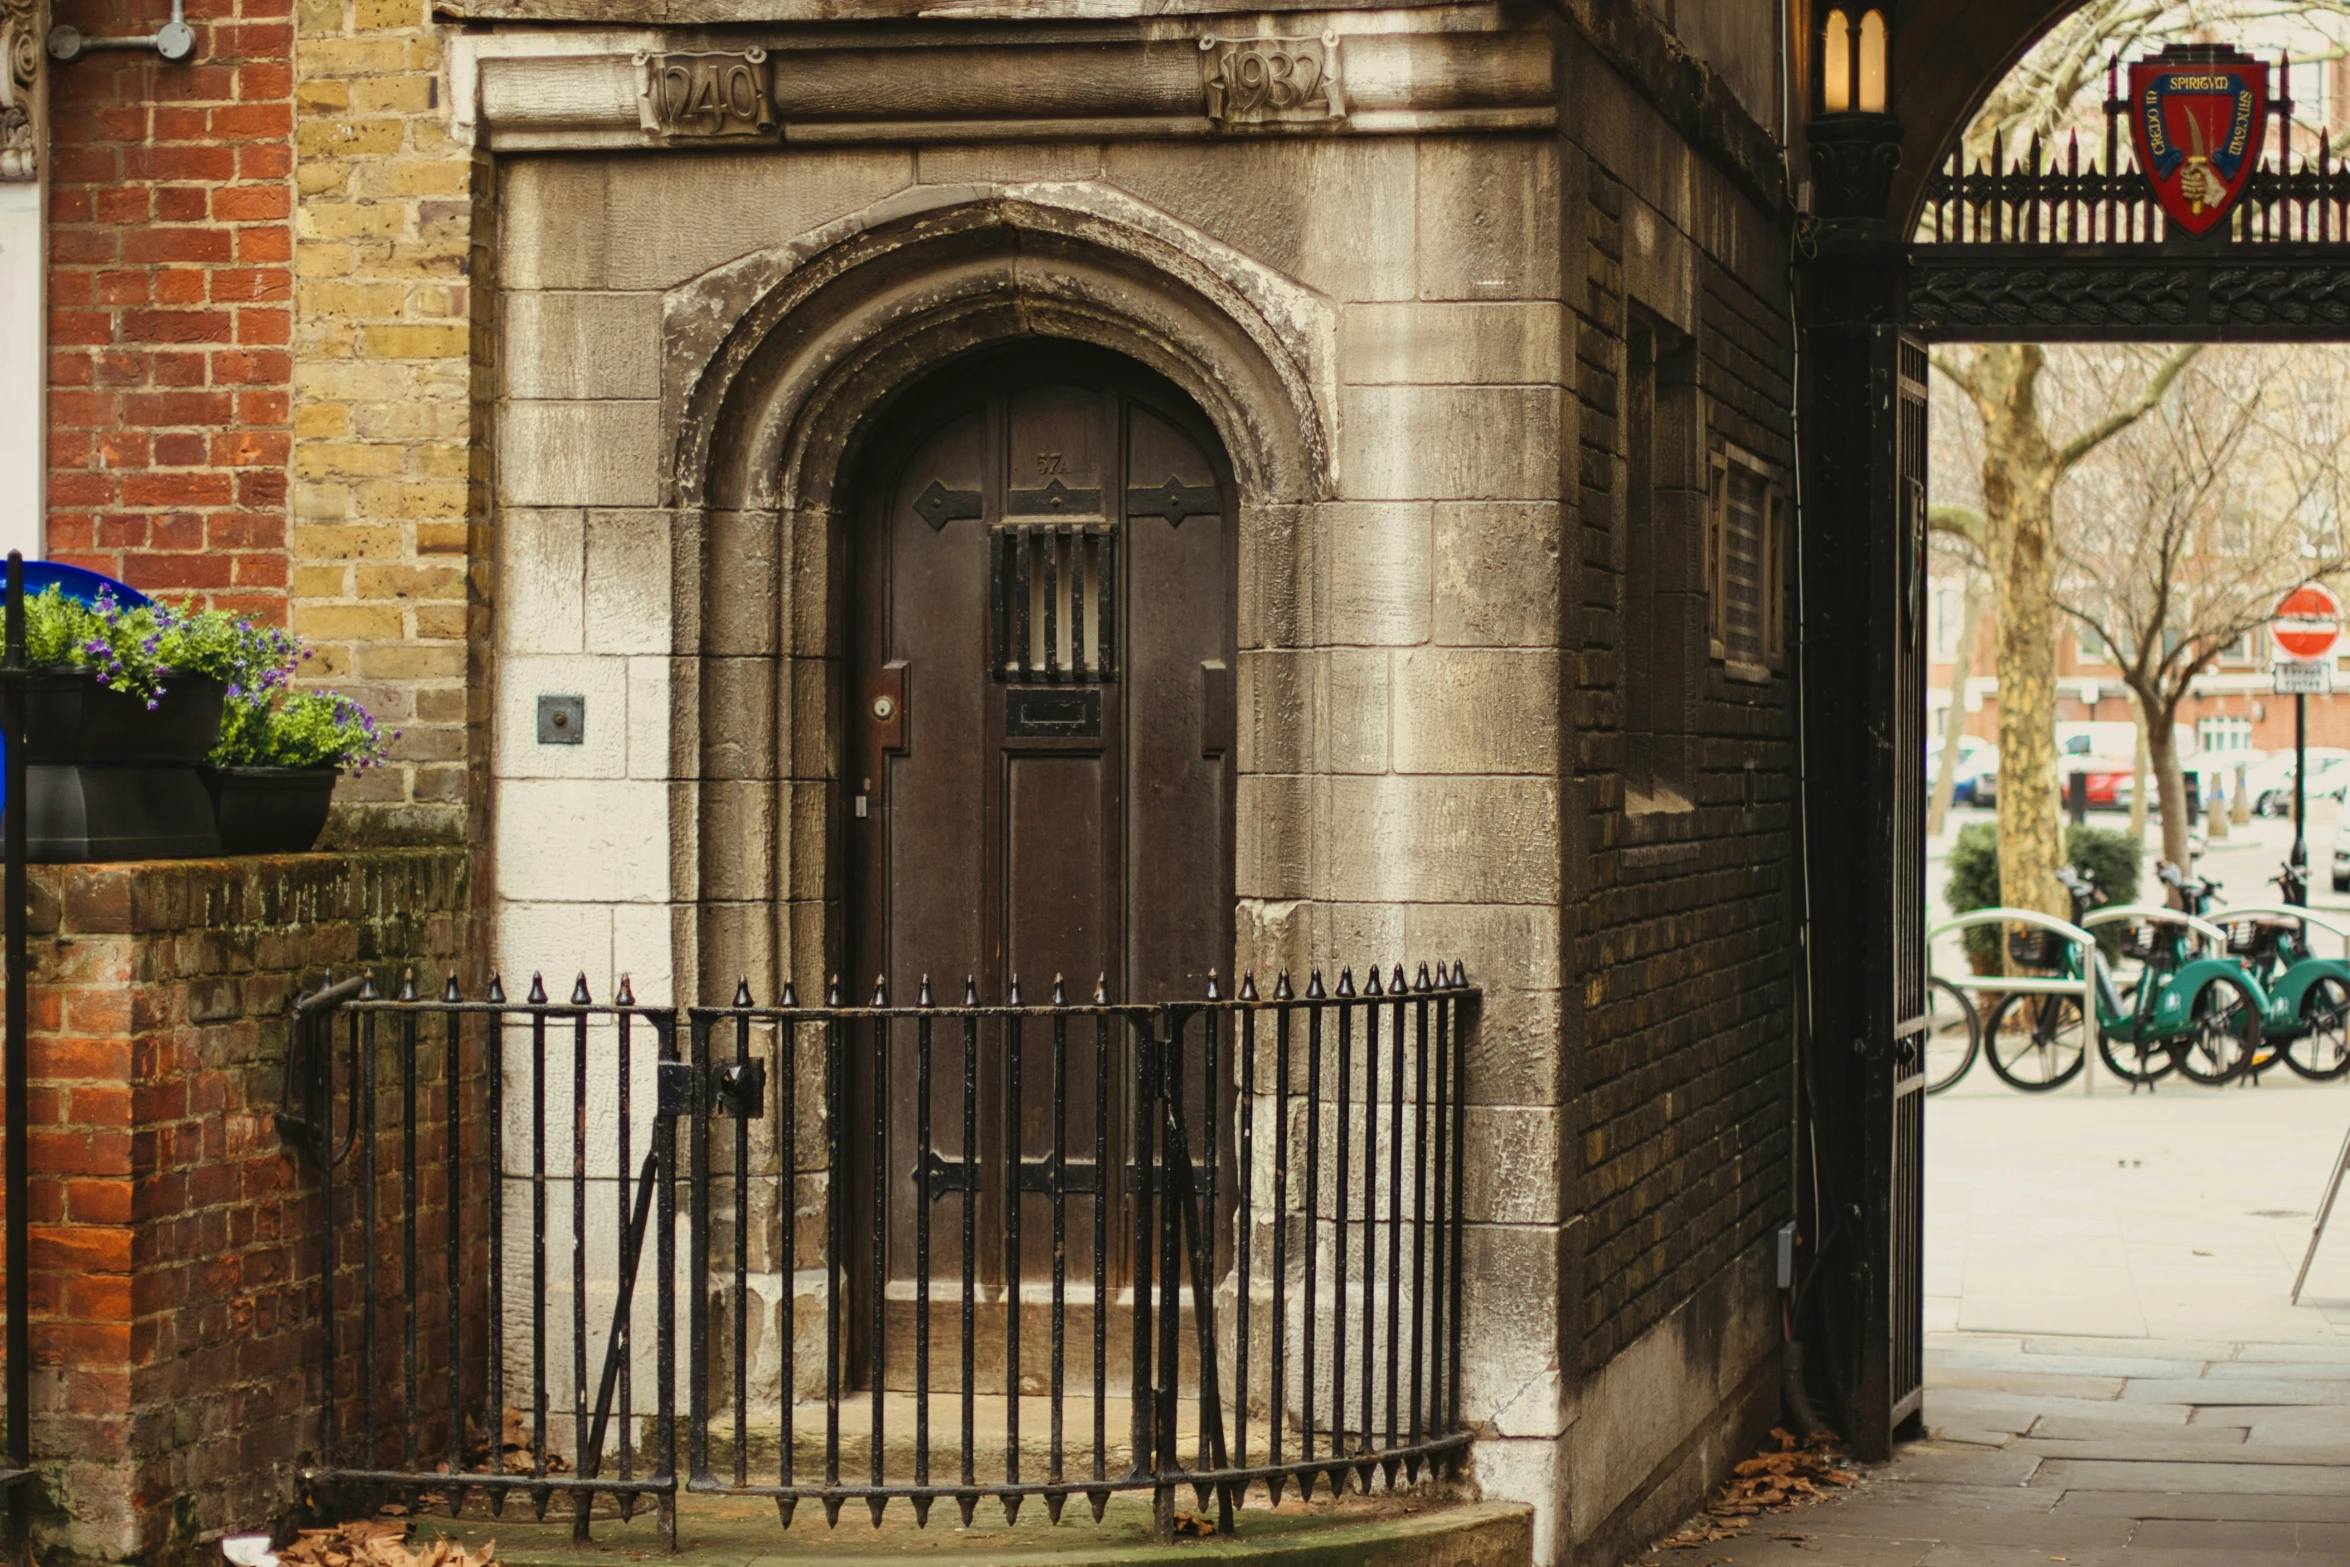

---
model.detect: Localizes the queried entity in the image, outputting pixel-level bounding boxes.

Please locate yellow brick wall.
[292,0,480,844]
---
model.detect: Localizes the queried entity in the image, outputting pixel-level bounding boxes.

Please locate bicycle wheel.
[2284,975,2350,1081]
[2170,972,2262,1086]
[1923,976,1981,1094]
[1984,991,2088,1091]
[2096,986,2180,1085]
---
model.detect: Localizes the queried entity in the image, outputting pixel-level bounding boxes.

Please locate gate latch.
[714,1058,767,1118]
[656,1059,696,1118]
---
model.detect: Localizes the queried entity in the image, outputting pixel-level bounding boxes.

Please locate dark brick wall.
[3,850,470,1565]
[1567,122,1799,1377]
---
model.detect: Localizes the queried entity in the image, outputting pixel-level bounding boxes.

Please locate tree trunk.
[2145,705,2193,875]
[2128,706,2149,843]
[1927,581,1984,838]
[1976,345,2068,922]
[2234,761,2251,825]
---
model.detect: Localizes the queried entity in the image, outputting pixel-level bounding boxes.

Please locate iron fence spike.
[872,975,888,1007]
[1393,963,1408,993]
[442,974,460,1003]
[1094,973,1108,1004]
[919,974,934,1007]
[1052,974,1066,1005]
[486,972,505,1004]
[1363,967,1381,998]
[1335,968,1354,997]
[359,972,379,1001]
[734,978,755,1008]
[1205,968,1221,1001]
[827,974,845,1007]
[1416,962,1432,992]
[526,973,547,1006]
[964,976,979,1005]
[1306,970,1326,999]
[572,973,592,1006]
[1008,974,1023,1006]
[1239,972,1258,1002]
[615,975,635,1007]
[780,979,799,1007]
[1274,972,1293,1000]
[398,967,417,1002]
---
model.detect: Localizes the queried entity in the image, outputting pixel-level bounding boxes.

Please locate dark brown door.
[846,346,1236,1391]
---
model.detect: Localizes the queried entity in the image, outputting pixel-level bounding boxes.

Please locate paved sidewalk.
[1638,1062,2350,1564]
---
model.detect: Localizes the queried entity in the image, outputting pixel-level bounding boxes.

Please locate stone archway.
[656,186,1337,1003]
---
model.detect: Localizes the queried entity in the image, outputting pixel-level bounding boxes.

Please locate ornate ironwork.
[1903,53,2350,338]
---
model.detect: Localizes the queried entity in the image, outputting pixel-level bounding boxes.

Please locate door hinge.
[1017,1157,1100,1196]
[914,1149,980,1202]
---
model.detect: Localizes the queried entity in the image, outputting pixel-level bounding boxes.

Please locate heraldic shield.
[2129,43,2270,236]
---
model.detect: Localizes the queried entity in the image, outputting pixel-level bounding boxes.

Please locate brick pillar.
[10,851,468,1564]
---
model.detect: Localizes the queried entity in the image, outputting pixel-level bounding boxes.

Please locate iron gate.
[291,962,1476,1545]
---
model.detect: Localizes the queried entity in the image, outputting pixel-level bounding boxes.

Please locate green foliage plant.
[212,691,393,772]
[1944,821,2140,969]
[20,586,392,771]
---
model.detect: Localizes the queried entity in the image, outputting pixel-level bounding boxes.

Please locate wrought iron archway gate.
[288,964,1478,1545]
[1798,79,2350,1463]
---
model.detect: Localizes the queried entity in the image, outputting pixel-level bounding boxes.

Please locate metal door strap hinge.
[714,1058,766,1118]
[657,1059,696,1118]
[1124,1163,1217,1199]
[915,1149,980,1201]
[1017,1157,1100,1196]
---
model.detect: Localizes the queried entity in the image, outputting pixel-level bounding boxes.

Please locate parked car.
[2112,758,2248,813]
[1926,736,1996,805]
[2252,748,2350,816]
[2333,814,2350,892]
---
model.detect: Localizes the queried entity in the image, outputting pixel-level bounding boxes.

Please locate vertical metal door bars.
[0,556,36,1561]
[295,960,1477,1541]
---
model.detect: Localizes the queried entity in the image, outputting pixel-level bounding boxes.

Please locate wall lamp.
[1818,7,1889,117]
[1807,6,1900,225]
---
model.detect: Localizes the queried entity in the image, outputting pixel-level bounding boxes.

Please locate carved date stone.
[635,50,776,140]
[1200,34,1342,129]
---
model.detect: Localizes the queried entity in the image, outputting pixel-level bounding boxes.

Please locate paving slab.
[2026,1456,2350,1493]
[2118,1377,2350,1404]
[2048,1489,2350,1522]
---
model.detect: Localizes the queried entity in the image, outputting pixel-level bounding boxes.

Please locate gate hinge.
[657,1059,696,1118]
[914,1149,979,1202]
[1124,1162,1217,1200]
[714,1058,766,1118]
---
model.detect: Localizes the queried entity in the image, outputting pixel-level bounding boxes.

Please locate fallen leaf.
[1171,1511,1216,1538]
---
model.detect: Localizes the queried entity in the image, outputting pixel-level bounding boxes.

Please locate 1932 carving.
[636,50,775,139]
[1200,34,1341,128]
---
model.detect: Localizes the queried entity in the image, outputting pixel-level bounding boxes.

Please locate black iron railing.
[0,557,37,1554]
[297,961,1477,1545]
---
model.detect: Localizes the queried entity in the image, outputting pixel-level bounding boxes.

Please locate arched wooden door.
[844,343,1237,1389]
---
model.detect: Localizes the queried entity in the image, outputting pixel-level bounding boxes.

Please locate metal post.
[2295,691,2309,895]
[2291,1117,2350,1306]
[4,551,27,1566]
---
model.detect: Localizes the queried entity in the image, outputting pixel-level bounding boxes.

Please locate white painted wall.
[0,180,42,560]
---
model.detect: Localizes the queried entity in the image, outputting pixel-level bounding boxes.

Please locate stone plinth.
[4,850,471,1566]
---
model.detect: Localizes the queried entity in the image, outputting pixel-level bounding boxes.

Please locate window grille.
[991,523,1118,682]
[1710,447,1787,675]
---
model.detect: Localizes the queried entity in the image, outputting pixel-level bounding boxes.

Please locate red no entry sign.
[2274,582,2343,661]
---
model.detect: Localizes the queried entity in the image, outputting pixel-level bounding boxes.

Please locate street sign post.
[2272,583,2343,904]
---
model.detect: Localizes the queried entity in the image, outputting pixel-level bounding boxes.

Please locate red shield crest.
[2129,45,2268,236]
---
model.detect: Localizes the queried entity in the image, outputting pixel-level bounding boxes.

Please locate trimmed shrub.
[1942,821,2140,968]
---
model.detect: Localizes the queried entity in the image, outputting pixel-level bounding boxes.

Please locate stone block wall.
[46,0,295,619]
[7,850,470,1565]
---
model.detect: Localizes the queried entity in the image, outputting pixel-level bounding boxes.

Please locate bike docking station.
[1928,907,2109,1097]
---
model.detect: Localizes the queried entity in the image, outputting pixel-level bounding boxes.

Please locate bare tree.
[2057,347,2350,869]
[1932,345,2201,923]
[1927,505,1988,839]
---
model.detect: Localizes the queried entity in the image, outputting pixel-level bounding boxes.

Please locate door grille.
[992,524,1118,683]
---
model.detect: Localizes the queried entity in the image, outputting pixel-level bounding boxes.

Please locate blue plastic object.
[0,562,157,827]
[16,560,152,609]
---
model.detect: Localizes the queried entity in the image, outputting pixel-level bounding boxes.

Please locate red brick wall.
[10,852,468,1562]
[44,0,294,620]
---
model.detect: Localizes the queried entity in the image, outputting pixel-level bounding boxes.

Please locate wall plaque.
[1199,34,1341,129]
[636,50,776,139]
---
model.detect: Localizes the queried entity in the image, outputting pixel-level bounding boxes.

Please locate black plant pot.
[26,671,228,764]
[201,766,338,855]
[24,765,222,860]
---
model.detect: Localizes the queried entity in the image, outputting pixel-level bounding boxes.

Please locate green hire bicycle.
[1982,867,2266,1091]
